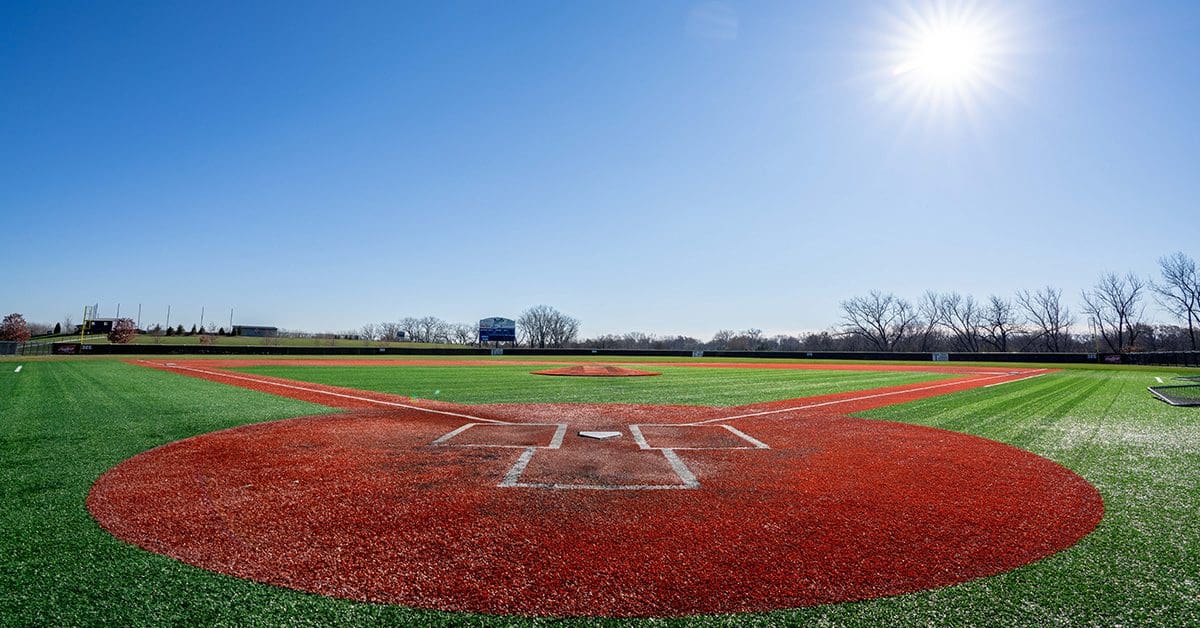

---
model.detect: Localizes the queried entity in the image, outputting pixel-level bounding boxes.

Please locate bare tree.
[548,313,580,347]
[518,305,579,348]
[916,290,944,351]
[450,323,476,345]
[940,292,983,352]
[708,329,735,350]
[839,291,917,351]
[398,317,421,342]
[1016,287,1074,352]
[378,321,401,342]
[1151,252,1199,349]
[1081,272,1147,352]
[360,323,379,343]
[981,295,1018,352]
[415,316,448,343]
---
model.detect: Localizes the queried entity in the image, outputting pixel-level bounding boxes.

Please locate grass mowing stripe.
[839,369,1200,626]
[4,359,1199,625]
[230,364,957,407]
[0,362,462,625]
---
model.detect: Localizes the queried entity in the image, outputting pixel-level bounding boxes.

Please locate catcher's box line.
[144,361,510,425]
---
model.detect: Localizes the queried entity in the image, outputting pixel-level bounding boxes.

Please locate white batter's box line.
[628,424,770,450]
[430,423,568,449]
[497,447,700,490]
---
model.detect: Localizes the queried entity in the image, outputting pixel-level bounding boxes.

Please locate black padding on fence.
[1122,352,1200,367]
[54,343,1112,364]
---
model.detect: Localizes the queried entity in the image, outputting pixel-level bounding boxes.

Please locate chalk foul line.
[694,370,1047,425]
[145,361,509,424]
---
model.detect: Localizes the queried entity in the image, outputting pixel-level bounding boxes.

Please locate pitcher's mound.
[532,365,661,377]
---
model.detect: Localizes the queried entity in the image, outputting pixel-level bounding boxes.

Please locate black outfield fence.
[56,343,493,357]
[1122,351,1200,367]
[47,343,1122,364]
[698,350,1104,364]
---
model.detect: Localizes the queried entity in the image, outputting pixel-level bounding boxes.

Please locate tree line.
[835,253,1196,354]
[357,306,583,348]
[6,252,1195,353]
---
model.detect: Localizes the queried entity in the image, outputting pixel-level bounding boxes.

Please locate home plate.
[579,431,621,440]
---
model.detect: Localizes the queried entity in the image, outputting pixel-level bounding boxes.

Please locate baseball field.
[1,356,1196,625]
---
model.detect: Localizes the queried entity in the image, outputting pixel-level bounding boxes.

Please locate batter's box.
[501,447,698,490]
[630,424,769,450]
[431,423,567,449]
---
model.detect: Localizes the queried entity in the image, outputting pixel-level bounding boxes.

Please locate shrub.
[0,313,31,342]
[107,318,138,344]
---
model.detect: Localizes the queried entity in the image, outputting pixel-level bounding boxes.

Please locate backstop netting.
[1148,377,1200,407]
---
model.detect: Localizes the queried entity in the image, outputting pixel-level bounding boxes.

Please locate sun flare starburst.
[877,2,1017,125]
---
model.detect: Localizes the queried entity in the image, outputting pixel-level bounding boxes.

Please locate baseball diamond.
[86,360,1102,617]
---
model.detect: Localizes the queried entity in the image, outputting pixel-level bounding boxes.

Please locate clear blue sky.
[3,1,1197,337]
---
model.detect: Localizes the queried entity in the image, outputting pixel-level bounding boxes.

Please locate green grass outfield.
[1,358,1197,625]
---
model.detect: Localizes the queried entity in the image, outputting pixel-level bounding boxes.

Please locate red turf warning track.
[88,361,1102,617]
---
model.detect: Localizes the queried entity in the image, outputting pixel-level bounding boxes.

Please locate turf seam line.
[151,362,511,424]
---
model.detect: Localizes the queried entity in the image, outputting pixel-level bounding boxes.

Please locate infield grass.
[1,359,1197,625]
[230,363,956,406]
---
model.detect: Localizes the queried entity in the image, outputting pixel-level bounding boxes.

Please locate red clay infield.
[88,361,1103,617]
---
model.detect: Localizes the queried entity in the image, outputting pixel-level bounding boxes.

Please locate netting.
[1148,384,1200,407]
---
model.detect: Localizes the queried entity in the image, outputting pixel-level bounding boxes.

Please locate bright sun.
[893,23,987,86]
[879,3,1015,121]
